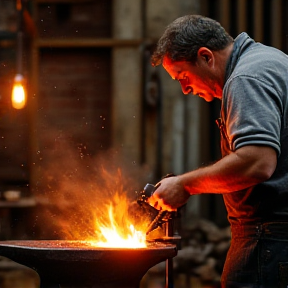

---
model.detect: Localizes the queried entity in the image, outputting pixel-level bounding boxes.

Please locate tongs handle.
[146,210,168,235]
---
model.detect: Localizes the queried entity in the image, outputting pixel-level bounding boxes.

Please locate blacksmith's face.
[162,55,221,102]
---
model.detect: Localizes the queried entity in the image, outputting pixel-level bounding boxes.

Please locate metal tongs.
[137,174,177,235]
[137,176,181,288]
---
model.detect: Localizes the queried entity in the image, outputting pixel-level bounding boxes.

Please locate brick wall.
[36,1,112,38]
[37,47,112,160]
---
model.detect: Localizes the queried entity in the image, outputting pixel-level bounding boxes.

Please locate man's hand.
[147,176,190,211]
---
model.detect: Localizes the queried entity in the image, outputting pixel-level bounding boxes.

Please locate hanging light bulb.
[12,74,26,109]
[11,0,26,110]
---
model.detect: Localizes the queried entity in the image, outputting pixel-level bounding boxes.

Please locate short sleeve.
[222,76,282,156]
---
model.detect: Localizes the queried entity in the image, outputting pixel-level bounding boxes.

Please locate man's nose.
[178,77,192,94]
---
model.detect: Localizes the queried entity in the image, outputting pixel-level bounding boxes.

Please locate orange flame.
[90,193,147,248]
[93,205,146,248]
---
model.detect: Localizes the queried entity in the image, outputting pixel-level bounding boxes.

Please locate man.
[148,15,288,287]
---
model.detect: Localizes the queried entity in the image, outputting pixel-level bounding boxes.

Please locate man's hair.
[151,15,234,66]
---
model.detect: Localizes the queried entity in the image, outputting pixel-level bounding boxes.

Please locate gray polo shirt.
[220,32,288,224]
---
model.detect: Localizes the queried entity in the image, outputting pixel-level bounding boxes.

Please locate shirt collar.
[225,32,255,82]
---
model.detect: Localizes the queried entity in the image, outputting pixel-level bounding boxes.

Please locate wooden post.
[254,0,264,43]
[271,0,282,49]
[219,0,230,32]
[237,0,247,33]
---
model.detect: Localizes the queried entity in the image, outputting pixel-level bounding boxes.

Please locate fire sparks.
[37,159,151,248]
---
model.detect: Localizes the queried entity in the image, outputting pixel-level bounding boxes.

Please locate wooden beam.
[0,197,36,208]
[34,38,143,48]
[0,40,16,48]
[36,0,94,3]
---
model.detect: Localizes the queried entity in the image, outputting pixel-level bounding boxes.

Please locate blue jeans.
[221,222,288,288]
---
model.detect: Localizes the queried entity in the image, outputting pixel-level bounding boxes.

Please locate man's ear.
[197,47,213,66]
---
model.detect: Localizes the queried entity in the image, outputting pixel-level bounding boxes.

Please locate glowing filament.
[11,75,26,109]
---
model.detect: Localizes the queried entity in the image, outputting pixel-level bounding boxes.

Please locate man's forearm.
[180,145,277,195]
